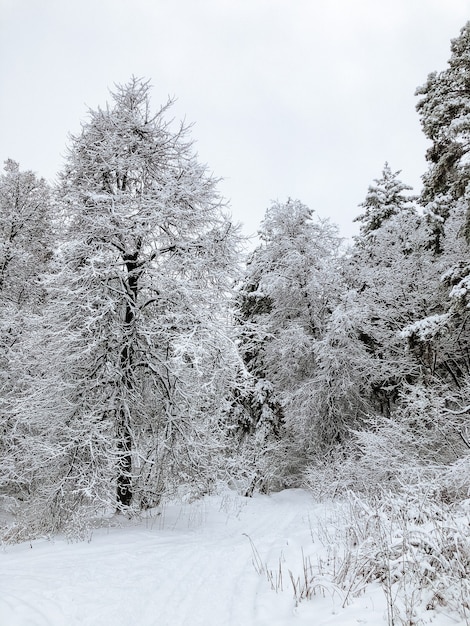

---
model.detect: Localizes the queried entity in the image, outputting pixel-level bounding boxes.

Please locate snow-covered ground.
[1,489,467,626]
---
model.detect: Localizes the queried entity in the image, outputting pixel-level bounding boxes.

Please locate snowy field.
[1,489,467,626]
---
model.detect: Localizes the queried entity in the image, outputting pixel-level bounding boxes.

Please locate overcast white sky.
[1,0,469,241]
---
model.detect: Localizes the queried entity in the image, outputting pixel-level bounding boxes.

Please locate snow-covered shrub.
[436,455,470,503]
[332,492,470,623]
[302,378,470,621]
[2,492,99,544]
[305,383,469,502]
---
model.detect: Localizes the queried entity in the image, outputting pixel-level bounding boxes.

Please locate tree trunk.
[116,252,139,507]
[116,412,133,507]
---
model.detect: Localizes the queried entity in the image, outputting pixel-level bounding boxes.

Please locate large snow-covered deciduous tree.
[8,79,242,535]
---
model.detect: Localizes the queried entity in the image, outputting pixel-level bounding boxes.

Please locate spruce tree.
[354,162,415,239]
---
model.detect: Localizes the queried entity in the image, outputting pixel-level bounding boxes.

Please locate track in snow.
[1,490,320,626]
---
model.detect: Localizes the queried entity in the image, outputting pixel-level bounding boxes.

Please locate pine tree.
[416,21,470,250]
[348,169,442,413]
[411,21,470,386]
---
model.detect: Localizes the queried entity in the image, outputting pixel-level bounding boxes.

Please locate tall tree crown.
[416,21,470,231]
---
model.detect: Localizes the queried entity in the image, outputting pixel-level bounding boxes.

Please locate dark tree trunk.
[116,251,140,508]
[116,415,133,507]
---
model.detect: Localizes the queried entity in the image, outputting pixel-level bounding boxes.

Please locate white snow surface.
[1,489,466,626]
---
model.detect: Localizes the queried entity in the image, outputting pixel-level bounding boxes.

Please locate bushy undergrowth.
[298,384,470,623]
[336,491,470,624]
[305,384,470,503]
[247,484,470,623]
[302,452,469,616]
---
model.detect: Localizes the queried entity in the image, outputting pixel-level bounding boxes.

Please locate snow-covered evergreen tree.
[347,168,442,412]
[410,21,470,387]
[354,162,415,238]
[416,21,470,251]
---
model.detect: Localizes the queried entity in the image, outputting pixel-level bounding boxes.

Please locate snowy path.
[5,488,461,626]
[1,490,325,626]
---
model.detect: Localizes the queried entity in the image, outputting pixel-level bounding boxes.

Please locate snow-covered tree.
[354,162,415,238]
[417,21,470,203]
[416,21,470,251]
[0,161,53,507]
[347,168,444,412]
[409,21,470,386]
[6,78,241,534]
[402,203,470,391]
[0,159,52,308]
[233,199,345,481]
